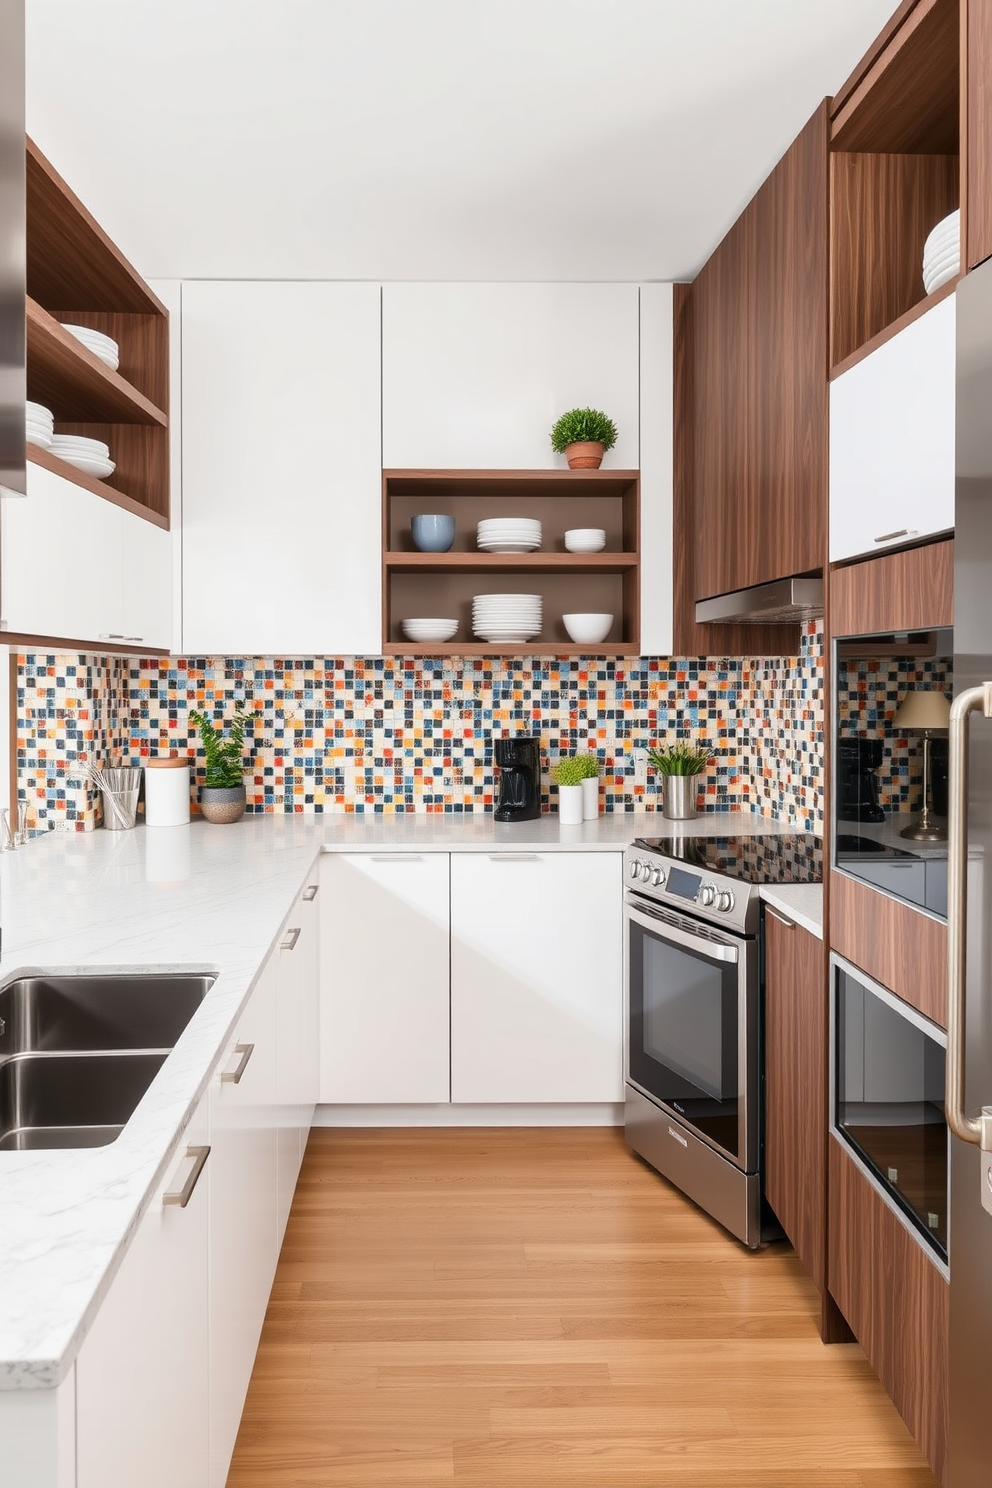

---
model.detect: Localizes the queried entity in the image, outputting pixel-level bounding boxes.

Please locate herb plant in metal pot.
[549,407,618,470]
[190,708,250,823]
[647,740,711,821]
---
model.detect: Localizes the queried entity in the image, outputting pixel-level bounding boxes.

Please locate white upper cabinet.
[829,295,956,564]
[382,284,641,470]
[181,281,382,655]
[122,510,173,649]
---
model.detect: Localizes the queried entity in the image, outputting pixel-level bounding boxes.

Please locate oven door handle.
[625,900,739,964]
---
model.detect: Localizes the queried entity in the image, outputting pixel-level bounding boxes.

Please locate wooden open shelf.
[382,468,641,654]
[829,0,961,371]
[24,137,170,523]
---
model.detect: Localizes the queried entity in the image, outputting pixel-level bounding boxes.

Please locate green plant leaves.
[647,741,710,776]
[190,708,250,788]
[549,407,618,454]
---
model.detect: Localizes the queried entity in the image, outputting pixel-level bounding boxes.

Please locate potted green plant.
[190,707,250,823]
[574,751,601,819]
[647,740,711,821]
[549,407,619,469]
[551,756,587,825]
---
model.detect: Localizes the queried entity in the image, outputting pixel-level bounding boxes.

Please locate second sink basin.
[0,973,214,1055]
[0,1051,169,1151]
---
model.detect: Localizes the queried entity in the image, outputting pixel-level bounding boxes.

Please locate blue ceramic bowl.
[411,513,455,552]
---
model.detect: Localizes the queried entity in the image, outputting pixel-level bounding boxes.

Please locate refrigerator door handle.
[947,683,992,1156]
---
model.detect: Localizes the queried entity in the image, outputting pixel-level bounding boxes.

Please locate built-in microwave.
[831,951,949,1270]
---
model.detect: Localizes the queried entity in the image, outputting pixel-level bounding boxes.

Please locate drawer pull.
[765,906,795,929]
[302,884,319,901]
[280,927,301,952]
[163,1144,210,1208]
[221,1042,254,1084]
[873,528,918,544]
[488,853,539,862]
[370,854,424,862]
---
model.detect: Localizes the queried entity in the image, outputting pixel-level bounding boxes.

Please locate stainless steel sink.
[0,1051,169,1150]
[0,972,215,1150]
[0,973,214,1055]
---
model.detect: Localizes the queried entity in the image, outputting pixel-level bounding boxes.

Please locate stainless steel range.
[623,832,822,1248]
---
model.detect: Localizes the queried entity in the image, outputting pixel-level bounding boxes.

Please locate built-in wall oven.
[624,833,822,1248]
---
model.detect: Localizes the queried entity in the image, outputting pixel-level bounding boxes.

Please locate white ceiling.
[25,0,898,283]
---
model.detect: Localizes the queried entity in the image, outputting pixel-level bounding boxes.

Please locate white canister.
[144,757,191,826]
[581,775,599,820]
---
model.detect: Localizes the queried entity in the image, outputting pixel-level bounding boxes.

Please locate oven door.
[625,893,758,1173]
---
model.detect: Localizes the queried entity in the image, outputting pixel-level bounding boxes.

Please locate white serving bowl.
[564,528,606,553]
[562,612,613,644]
[401,618,458,642]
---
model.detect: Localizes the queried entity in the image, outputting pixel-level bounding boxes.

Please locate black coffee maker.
[836,738,886,823]
[493,735,542,822]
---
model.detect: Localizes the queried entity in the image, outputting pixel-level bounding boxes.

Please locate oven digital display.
[666,866,701,901]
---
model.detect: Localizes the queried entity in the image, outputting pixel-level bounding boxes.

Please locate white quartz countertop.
[0,809,820,1388]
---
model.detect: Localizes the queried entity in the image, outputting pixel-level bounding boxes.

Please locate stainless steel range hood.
[0,0,25,499]
[694,576,824,625]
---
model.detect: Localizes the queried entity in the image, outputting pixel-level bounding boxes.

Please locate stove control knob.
[651,865,666,887]
[716,889,735,913]
[629,858,642,880]
[639,861,654,884]
[699,883,717,907]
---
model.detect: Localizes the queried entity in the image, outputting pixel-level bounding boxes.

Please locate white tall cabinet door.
[382,284,640,469]
[829,294,955,563]
[122,508,173,649]
[275,901,313,1240]
[75,1097,210,1488]
[320,852,450,1104]
[450,853,624,1104]
[208,959,278,1488]
[181,281,382,655]
[3,465,122,642]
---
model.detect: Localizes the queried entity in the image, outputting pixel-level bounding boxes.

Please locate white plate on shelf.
[924,263,959,295]
[26,430,53,448]
[477,541,542,553]
[56,453,116,479]
[50,436,111,457]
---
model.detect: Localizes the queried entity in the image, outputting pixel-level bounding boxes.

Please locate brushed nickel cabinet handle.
[370,854,424,862]
[302,884,319,901]
[163,1144,210,1208]
[765,905,795,929]
[488,853,540,861]
[220,1042,254,1084]
[873,528,919,544]
[280,927,301,951]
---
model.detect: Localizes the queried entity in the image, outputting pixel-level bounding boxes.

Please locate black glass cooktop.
[632,833,823,886]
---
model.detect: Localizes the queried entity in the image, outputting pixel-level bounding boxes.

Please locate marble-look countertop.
[0,810,821,1389]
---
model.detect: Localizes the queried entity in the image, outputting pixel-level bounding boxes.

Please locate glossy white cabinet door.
[76,1096,210,1488]
[382,284,640,469]
[275,902,311,1241]
[208,957,278,1488]
[320,852,450,1103]
[298,874,321,1144]
[181,280,382,654]
[829,294,955,563]
[122,508,173,649]
[3,464,122,642]
[450,852,624,1103]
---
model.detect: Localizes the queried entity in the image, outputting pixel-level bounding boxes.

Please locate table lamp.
[893,689,951,841]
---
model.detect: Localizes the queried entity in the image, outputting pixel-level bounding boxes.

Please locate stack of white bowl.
[26,401,54,448]
[472,593,542,643]
[476,517,541,553]
[60,324,120,371]
[400,618,458,643]
[922,209,960,295]
[564,527,606,553]
[50,433,115,479]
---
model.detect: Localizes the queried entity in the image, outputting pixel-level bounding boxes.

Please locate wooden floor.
[227,1127,940,1487]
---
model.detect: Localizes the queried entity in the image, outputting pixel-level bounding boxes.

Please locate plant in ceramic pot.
[190,707,251,823]
[549,407,618,470]
[647,740,711,821]
[551,756,589,825]
[574,751,601,820]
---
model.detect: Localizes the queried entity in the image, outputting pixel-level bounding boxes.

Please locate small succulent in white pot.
[551,757,587,825]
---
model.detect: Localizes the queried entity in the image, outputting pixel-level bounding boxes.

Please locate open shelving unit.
[25,137,170,526]
[382,469,641,655]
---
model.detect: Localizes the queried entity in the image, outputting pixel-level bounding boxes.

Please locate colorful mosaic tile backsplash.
[16,624,824,831]
[836,653,953,812]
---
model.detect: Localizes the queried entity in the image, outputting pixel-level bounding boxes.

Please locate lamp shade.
[893,689,951,731]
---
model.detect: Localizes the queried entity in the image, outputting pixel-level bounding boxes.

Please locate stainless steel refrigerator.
[948,253,992,1486]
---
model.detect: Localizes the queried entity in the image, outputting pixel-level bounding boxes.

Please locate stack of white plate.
[50,433,115,479]
[922,209,960,295]
[401,617,458,643]
[60,324,120,372]
[26,400,54,449]
[472,593,542,643]
[476,517,542,553]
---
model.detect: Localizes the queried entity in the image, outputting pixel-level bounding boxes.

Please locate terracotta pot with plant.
[550,407,618,470]
[190,707,250,823]
[647,740,711,821]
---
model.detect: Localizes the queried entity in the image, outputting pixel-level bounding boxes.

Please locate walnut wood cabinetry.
[675,105,827,649]
[382,469,640,655]
[828,1137,949,1482]
[25,137,169,525]
[763,907,827,1292]
[966,0,992,269]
